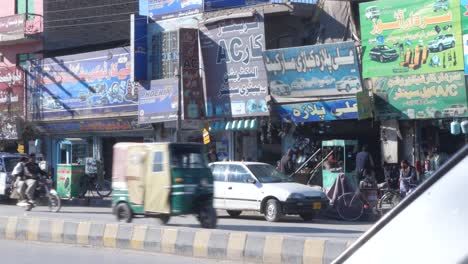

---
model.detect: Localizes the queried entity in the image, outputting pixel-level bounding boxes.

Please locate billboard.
[372,71,468,120]
[38,117,152,134]
[275,98,358,123]
[151,30,179,80]
[28,47,138,121]
[359,0,463,78]
[138,78,179,124]
[462,0,468,74]
[263,42,362,102]
[131,14,148,81]
[204,0,269,11]
[148,0,202,21]
[200,13,269,118]
[0,66,24,139]
[179,28,204,119]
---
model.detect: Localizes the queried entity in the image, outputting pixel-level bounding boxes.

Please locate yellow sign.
[203,128,210,145]
[17,144,25,154]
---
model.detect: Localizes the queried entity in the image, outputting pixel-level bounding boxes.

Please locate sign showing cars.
[371,71,468,120]
[262,41,362,103]
[359,0,464,78]
[461,0,468,74]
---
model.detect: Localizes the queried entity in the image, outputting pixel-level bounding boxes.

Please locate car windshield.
[247,164,292,183]
[3,157,21,172]
[170,145,207,169]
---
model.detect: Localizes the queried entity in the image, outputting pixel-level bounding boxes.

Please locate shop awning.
[209,119,258,132]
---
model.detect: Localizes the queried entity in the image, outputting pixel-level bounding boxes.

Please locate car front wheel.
[264,199,282,222]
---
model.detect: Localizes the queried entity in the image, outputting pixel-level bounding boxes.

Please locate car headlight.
[288,193,305,200]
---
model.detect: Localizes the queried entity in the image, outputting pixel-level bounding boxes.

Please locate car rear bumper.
[281,198,329,215]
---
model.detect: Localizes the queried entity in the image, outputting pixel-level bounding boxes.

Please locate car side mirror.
[246,178,256,184]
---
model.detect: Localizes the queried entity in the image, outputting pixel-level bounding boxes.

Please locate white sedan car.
[209,162,329,222]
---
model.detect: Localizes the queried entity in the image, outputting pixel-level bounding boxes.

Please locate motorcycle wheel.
[48,193,62,213]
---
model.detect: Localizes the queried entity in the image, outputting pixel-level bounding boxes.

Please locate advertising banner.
[200,13,269,118]
[138,78,179,124]
[0,66,23,139]
[461,0,468,73]
[151,30,179,80]
[359,0,463,78]
[28,47,138,121]
[131,14,148,81]
[179,28,204,119]
[275,98,358,123]
[38,117,152,134]
[263,41,362,102]
[204,0,269,12]
[372,71,468,120]
[148,0,202,21]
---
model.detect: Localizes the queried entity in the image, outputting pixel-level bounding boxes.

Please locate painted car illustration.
[428,34,455,52]
[318,76,335,88]
[425,107,442,118]
[433,0,449,12]
[335,76,362,92]
[369,45,399,62]
[181,0,201,8]
[365,6,380,20]
[290,78,319,90]
[443,104,468,117]
[269,80,291,96]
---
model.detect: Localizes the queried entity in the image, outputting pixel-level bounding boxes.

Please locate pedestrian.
[11,157,28,206]
[356,145,375,180]
[279,148,294,175]
[207,146,218,163]
[23,153,47,205]
[399,159,417,199]
[430,146,448,172]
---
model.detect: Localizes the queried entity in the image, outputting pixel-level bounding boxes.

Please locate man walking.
[356,145,374,180]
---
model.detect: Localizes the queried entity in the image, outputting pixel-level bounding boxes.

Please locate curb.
[0,216,351,264]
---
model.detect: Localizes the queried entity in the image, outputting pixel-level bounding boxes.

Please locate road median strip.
[0,216,351,264]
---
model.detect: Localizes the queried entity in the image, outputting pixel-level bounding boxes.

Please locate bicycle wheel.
[378,191,401,215]
[96,180,112,198]
[336,192,364,221]
[48,193,62,213]
[79,178,90,198]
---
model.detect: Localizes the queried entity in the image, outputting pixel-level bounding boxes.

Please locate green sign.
[373,71,468,119]
[359,0,464,78]
[356,91,374,120]
[461,0,468,73]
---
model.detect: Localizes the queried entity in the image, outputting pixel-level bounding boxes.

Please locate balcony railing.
[0,14,43,44]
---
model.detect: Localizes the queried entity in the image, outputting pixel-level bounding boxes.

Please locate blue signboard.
[263,41,362,103]
[200,13,269,118]
[148,0,202,21]
[138,78,179,124]
[28,47,138,121]
[131,14,148,81]
[204,0,269,11]
[275,98,358,123]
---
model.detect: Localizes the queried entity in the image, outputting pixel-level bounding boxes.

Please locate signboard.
[179,28,204,119]
[275,98,358,123]
[28,48,138,121]
[131,14,148,81]
[38,117,151,134]
[0,14,25,42]
[373,71,468,120]
[263,42,362,102]
[200,13,269,118]
[356,91,373,120]
[138,78,179,124]
[359,0,463,78]
[462,0,468,74]
[148,0,202,21]
[0,66,24,140]
[204,0,269,11]
[151,30,179,79]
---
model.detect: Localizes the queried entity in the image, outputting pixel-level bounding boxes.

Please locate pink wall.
[0,0,43,17]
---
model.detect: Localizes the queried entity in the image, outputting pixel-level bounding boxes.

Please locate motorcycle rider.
[23,153,47,205]
[11,157,28,206]
[399,159,417,199]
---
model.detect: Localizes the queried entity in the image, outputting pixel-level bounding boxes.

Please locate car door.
[210,164,229,209]
[144,145,171,214]
[224,164,261,211]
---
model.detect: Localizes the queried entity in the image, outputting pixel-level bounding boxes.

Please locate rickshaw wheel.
[158,215,170,225]
[115,202,133,223]
[199,205,217,229]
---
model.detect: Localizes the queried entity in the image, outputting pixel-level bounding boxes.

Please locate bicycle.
[376,188,401,215]
[335,189,375,221]
[79,173,112,198]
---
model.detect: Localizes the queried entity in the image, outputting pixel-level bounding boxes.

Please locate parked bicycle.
[79,173,112,198]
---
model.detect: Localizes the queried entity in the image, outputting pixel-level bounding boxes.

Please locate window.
[17,53,36,70]
[153,152,163,172]
[15,0,34,15]
[227,165,252,183]
[170,145,207,169]
[211,164,228,182]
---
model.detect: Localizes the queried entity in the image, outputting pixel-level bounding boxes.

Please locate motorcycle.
[23,174,61,212]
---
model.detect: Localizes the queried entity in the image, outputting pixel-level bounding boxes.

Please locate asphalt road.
[0,204,371,240]
[0,239,243,264]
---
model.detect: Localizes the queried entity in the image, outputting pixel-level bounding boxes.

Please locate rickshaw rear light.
[175,178,184,183]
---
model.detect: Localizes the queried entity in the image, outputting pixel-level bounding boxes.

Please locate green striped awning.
[209,119,258,132]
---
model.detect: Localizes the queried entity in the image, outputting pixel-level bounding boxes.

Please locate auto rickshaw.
[111,142,217,228]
